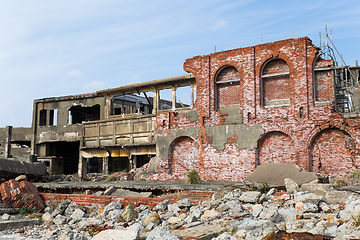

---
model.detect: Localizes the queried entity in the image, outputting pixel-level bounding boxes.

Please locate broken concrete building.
[2,36,360,182]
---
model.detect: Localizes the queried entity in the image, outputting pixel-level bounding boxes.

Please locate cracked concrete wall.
[206,124,263,151]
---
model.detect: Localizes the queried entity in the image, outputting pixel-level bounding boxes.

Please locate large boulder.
[0,179,44,212]
[245,163,319,187]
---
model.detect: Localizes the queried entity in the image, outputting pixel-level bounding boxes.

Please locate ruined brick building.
[2,36,360,182]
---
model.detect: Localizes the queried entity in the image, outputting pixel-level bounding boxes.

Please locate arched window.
[215,66,240,109]
[261,58,290,107]
[313,56,333,103]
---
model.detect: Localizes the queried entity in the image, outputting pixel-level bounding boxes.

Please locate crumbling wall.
[145,37,360,181]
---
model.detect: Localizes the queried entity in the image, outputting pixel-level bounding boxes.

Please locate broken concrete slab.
[110,189,153,198]
[245,163,318,187]
[172,223,224,240]
[0,216,40,231]
[0,158,47,180]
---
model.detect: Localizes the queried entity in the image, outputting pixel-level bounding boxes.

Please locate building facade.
[2,36,360,182]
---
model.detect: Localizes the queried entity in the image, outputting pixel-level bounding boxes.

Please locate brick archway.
[168,136,199,181]
[257,131,297,165]
[310,128,356,177]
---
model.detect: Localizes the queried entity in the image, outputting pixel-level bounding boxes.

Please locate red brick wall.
[146,37,360,182]
[314,59,334,102]
[310,128,357,177]
[257,131,297,165]
[168,136,199,181]
[40,192,205,210]
[263,75,290,102]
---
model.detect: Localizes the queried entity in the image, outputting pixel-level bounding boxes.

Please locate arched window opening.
[261,59,290,107]
[215,66,240,109]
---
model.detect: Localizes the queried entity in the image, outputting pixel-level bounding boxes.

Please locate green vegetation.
[105,174,118,182]
[186,169,201,184]
[333,178,349,189]
[19,207,34,216]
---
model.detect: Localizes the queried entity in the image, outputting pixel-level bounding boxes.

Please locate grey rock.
[103,201,122,217]
[278,207,301,222]
[168,203,181,213]
[319,202,331,213]
[300,183,333,196]
[78,218,104,229]
[53,214,68,225]
[258,208,280,222]
[176,198,192,208]
[70,208,85,220]
[222,189,242,201]
[146,226,181,240]
[104,186,116,196]
[294,193,323,205]
[266,188,277,198]
[184,214,197,224]
[214,232,238,240]
[42,212,54,225]
[94,191,104,196]
[108,209,123,221]
[189,208,202,219]
[15,175,27,182]
[64,202,80,217]
[251,204,263,218]
[325,190,351,205]
[51,199,71,217]
[232,217,274,231]
[155,202,167,212]
[239,191,262,203]
[301,203,319,213]
[1,213,10,221]
[92,222,142,240]
[138,209,153,221]
[284,178,299,193]
[216,203,230,213]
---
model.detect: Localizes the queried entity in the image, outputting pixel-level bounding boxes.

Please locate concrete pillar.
[102,157,109,175]
[172,87,176,110]
[4,126,12,158]
[78,152,88,180]
[133,155,137,169]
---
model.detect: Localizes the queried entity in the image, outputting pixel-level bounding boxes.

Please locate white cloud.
[212,19,228,32]
[81,81,105,92]
[64,70,83,80]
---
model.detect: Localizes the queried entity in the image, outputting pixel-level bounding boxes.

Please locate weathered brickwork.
[146,37,360,182]
[257,131,297,165]
[40,192,205,210]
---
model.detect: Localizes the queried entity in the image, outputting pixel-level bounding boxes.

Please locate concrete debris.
[3,178,360,239]
[245,163,319,187]
[110,189,153,198]
[0,158,47,181]
[0,180,44,212]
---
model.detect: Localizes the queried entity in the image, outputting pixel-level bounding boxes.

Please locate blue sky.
[0,0,359,127]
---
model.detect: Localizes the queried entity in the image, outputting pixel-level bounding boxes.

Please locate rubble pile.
[1,177,360,239]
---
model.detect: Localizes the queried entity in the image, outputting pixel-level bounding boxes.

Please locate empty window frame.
[261,58,290,107]
[111,93,153,115]
[175,85,191,108]
[68,105,100,124]
[158,88,173,110]
[39,109,47,126]
[49,109,57,126]
[215,65,240,109]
